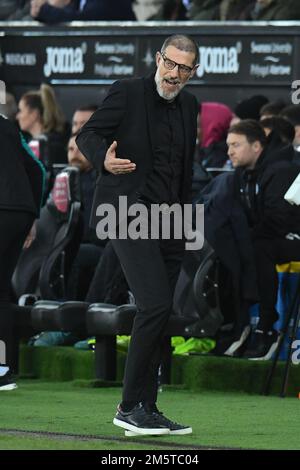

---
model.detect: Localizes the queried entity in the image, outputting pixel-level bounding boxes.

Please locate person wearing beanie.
[234,95,269,122]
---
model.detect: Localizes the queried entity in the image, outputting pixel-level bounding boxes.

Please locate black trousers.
[111,228,185,406]
[0,210,34,368]
[254,237,300,331]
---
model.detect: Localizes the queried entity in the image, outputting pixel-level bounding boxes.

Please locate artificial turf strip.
[0,381,300,450]
[0,435,177,451]
[19,345,126,382]
[19,345,300,396]
[171,354,300,396]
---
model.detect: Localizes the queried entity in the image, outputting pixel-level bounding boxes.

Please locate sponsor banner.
[0,36,137,84]
[0,32,296,85]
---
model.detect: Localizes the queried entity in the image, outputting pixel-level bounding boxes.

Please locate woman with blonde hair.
[17,83,68,165]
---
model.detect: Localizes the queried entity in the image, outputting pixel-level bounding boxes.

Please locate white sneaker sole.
[249,340,280,361]
[224,325,251,356]
[125,427,193,437]
[113,418,169,435]
[0,383,17,391]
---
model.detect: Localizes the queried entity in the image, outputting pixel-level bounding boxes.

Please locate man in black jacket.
[30,0,136,23]
[77,34,199,436]
[227,120,300,359]
[0,115,45,390]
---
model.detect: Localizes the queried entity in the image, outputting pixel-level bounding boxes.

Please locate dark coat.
[36,0,136,23]
[236,133,300,239]
[201,172,258,302]
[0,115,45,217]
[76,74,198,227]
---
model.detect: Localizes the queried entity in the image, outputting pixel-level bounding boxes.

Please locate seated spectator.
[198,101,233,167]
[202,119,298,358]
[226,120,300,359]
[260,116,295,146]
[30,0,136,23]
[150,0,187,20]
[16,84,68,166]
[259,100,286,121]
[232,95,269,124]
[192,101,233,198]
[188,0,221,20]
[218,0,254,20]
[241,0,300,21]
[71,104,98,135]
[280,104,300,151]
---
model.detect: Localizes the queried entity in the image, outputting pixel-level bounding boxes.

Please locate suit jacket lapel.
[179,93,192,165]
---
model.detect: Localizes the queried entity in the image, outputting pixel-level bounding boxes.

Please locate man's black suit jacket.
[76,74,199,227]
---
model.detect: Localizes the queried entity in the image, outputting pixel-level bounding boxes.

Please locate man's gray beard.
[154,70,183,101]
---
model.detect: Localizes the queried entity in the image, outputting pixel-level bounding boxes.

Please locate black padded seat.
[55,301,90,332]
[86,303,128,380]
[87,302,200,337]
[31,300,62,331]
[31,300,90,333]
[86,304,135,336]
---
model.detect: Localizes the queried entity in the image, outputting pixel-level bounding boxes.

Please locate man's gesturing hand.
[104,141,136,175]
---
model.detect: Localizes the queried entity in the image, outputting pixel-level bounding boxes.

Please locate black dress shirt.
[139,81,185,205]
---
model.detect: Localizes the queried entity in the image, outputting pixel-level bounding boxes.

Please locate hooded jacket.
[235,131,300,239]
[197,101,233,169]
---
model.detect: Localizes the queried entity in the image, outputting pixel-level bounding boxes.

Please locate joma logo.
[43,43,86,77]
[197,43,241,78]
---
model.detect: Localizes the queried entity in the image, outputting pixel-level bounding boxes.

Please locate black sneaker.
[125,404,192,436]
[113,403,169,435]
[223,325,251,357]
[243,329,279,360]
[0,371,17,391]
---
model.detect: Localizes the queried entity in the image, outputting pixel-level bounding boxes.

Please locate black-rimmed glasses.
[160,52,194,76]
